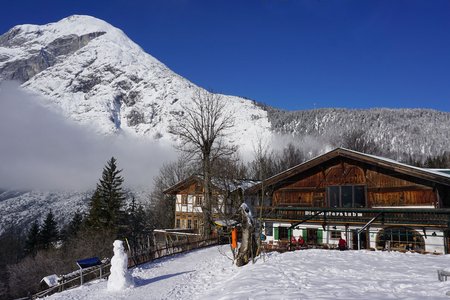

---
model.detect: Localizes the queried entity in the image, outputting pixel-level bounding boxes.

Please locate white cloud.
[270,133,332,157]
[0,82,176,190]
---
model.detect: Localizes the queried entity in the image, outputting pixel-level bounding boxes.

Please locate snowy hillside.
[0,15,271,151]
[0,188,152,235]
[46,245,450,300]
[268,107,450,159]
[0,190,91,232]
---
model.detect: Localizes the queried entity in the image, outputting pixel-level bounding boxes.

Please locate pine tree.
[39,211,59,249]
[24,220,40,256]
[62,211,83,240]
[87,157,126,230]
[86,190,104,228]
[125,197,147,253]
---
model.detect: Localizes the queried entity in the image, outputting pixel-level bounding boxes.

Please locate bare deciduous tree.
[149,156,194,229]
[275,143,305,171]
[250,136,271,257]
[339,129,381,155]
[169,90,236,236]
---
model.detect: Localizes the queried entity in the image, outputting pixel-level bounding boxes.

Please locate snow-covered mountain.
[1,15,449,233]
[0,15,271,148]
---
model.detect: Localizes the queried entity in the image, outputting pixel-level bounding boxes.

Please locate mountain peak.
[15,14,115,33]
[50,14,117,34]
[2,14,124,47]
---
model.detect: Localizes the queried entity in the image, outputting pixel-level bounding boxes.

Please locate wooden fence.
[127,236,218,268]
[32,236,218,299]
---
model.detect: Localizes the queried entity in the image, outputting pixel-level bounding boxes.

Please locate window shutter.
[317,228,323,244]
[274,227,279,240]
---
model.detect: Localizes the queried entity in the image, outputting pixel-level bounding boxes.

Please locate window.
[181,194,188,205]
[265,222,273,236]
[195,195,203,206]
[353,186,365,207]
[376,227,425,251]
[330,230,341,239]
[327,185,366,208]
[187,219,192,229]
[278,227,289,240]
[193,219,198,229]
[176,219,181,228]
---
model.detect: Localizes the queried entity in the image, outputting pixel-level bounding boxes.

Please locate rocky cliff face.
[0,30,106,82]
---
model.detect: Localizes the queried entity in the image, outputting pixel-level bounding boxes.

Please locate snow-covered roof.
[41,274,59,287]
[343,148,450,181]
[164,174,260,195]
[426,169,450,175]
[211,178,261,193]
[214,219,238,227]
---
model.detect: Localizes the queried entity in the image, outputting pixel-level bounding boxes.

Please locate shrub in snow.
[107,240,134,291]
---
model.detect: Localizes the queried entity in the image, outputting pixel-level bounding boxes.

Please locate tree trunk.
[236,204,257,267]
[202,157,212,237]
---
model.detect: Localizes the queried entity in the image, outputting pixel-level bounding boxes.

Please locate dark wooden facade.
[272,161,438,208]
[258,148,450,210]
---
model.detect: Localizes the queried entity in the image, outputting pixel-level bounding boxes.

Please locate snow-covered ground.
[47,245,450,299]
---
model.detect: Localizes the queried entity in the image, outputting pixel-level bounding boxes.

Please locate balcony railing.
[257,206,450,227]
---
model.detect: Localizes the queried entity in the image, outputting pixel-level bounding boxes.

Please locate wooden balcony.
[258,206,450,227]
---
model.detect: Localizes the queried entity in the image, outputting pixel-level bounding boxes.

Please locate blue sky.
[1,0,450,111]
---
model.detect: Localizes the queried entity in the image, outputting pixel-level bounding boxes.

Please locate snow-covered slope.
[0,188,151,235]
[0,190,91,232]
[0,15,271,149]
[268,107,450,159]
[46,245,450,300]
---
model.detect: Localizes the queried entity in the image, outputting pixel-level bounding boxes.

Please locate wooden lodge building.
[164,175,259,235]
[251,148,450,253]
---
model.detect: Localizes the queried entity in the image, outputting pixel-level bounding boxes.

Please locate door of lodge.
[307,228,318,246]
[352,229,367,249]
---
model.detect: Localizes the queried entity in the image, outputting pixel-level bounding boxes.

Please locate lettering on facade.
[304,211,363,217]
